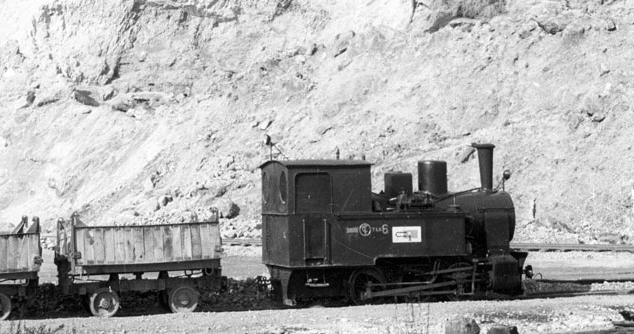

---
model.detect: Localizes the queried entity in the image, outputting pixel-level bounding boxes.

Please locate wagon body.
[0,217,42,280]
[0,217,42,320]
[57,214,222,276]
[52,213,224,317]
[0,232,41,280]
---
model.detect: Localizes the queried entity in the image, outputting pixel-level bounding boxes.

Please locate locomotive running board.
[363,280,461,299]
[364,267,482,300]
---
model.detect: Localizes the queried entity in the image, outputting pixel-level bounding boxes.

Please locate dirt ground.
[4,291,634,334]
[528,251,634,280]
[6,249,634,333]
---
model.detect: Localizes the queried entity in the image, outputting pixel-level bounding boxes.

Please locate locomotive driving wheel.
[348,268,386,305]
[89,288,120,317]
[0,293,11,320]
[168,286,199,313]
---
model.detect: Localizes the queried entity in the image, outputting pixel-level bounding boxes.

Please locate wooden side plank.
[172,225,182,261]
[124,228,134,263]
[163,226,173,260]
[24,236,31,271]
[209,222,220,258]
[153,227,163,263]
[75,228,85,265]
[13,236,22,271]
[182,225,192,261]
[191,224,202,260]
[200,224,211,258]
[133,228,144,263]
[0,236,7,272]
[115,228,125,264]
[7,235,17,271]
[143,227,154,263]
[23,235,31,272]
[29,234,40,271]
[18,236,28,271]
[104,229,115,264]
[93,228,105,264]
[84,230,95,265]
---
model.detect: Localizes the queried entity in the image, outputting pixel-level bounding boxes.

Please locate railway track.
[223,238,634,252]
[511,243,634,252]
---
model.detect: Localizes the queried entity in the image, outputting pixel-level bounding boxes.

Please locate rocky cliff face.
[1,0,634,244]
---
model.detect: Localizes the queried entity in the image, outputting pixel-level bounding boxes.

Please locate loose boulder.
[446,316,480,334]
[73,89,99,107]
[487,325,519,334]
[213,198,241,219]
[414,0,506,33]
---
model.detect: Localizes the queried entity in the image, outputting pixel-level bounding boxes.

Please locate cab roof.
[260,160,372,169]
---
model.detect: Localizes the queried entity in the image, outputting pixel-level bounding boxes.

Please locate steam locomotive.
[260,143,528,304]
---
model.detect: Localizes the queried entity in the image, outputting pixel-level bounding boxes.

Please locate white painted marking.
[392,226,421,243]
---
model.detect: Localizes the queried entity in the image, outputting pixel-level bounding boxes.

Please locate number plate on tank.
[392,226,422,243]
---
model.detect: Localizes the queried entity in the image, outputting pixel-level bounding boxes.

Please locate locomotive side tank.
[261,144,527,305]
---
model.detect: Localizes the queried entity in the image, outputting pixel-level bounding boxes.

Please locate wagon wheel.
[158,290,170,311]
[0,293,11,320]
[168,286,199,313]
[88,288,120,317]
[348,268,386,305]
[444,262,473,301]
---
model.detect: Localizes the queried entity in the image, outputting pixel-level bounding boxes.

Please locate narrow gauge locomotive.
[260,143,528,305]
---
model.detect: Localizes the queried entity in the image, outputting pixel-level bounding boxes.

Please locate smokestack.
[472,143,495,192]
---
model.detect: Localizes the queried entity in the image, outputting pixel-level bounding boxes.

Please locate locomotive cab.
[260,160,372,268]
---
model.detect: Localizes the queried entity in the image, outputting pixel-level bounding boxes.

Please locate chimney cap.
[471,143,495,149]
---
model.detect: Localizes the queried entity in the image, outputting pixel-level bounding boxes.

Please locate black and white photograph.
[1,0,634,333]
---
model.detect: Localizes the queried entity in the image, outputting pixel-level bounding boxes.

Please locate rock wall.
[1,0,634,244]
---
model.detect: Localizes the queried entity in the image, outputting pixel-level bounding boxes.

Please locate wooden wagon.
[55,212,223,317]
[0,216,42,320]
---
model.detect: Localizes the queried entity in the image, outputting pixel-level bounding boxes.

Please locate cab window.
[295,173,332,213]
[279,171,288,203]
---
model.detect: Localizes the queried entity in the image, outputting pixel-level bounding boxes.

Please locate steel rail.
[510,243,634,252]
[223,238,262,246]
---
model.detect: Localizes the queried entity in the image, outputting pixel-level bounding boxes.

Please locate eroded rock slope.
[1,0,634,244]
